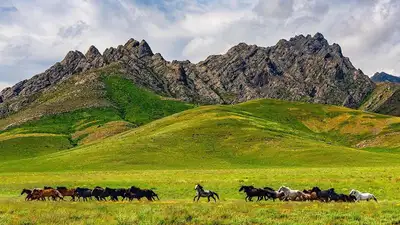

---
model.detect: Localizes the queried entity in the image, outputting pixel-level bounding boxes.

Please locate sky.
[0,0,400,90]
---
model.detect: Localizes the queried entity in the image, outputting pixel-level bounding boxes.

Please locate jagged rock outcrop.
[0,33,377,118]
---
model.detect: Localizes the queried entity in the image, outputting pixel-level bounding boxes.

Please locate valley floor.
[0,168,399,224]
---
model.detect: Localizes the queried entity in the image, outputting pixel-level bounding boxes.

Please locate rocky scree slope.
[0,33,375,118]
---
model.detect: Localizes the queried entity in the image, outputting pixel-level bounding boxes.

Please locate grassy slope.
[0,70,194,160]
[359,82,400,116]
[1,99,399,172]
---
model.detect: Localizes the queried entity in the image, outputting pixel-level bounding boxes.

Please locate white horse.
[277,186,305,201]
[349,189,377,202]
[194,184,220,202]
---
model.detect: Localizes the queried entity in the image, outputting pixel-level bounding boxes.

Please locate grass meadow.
[0,168,399,224]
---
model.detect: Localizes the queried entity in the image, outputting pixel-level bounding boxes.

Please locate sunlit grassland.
[0,168,399,224]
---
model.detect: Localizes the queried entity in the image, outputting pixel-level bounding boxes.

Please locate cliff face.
[0,33,376,118]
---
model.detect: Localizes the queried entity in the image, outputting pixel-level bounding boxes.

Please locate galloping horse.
[311,187,331,202]
[349,189,377,202]
[263,187,285,201]
[32,188,63,201]
[56,187,76,201]
[277,186,305,201]
[21,189,33,201]
[194,184,220,202]
[128,186,159,201]
[302,189,319,201]
[239,186,266,202]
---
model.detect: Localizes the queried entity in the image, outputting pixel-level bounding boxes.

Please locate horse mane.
[57,186,67,190]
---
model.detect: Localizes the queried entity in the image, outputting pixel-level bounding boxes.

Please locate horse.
[21,189,33,201]
[92,186,106,201]
[327,188,341,202]
[238,186,265,202]
[128,186,159,201]
[311,187,331,202]
[262,187,285,201]
[33,188,63,201]
[349,189,377,202]
[104,187,127,201]
[277,186,305,201]
[56,187,76,201]
[194,184,220,202]
[302,189,319,201]
[75,187,92,201]
[337,194,356,202]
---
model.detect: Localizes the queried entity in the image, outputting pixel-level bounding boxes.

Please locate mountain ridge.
[371,72,400,83]
[0,32,377,119]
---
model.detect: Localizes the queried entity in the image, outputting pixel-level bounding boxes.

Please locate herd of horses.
[238,185,378,202]
[21,186,159,201]
[20,184,378,203]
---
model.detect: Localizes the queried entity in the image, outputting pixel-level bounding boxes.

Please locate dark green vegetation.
[103,76,193,125]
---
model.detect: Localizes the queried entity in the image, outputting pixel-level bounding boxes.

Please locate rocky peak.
[85,45,102,61]
[138,40,153,58]
[61,50,85,66]
[124,38,140,50]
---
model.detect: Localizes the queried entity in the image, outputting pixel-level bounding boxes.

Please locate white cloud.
[1,0,400,89]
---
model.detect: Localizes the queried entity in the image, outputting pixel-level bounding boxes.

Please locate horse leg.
[207,196,210,202]
[197,196,201,202]
[211,195,216,202]
[193,195,197,202]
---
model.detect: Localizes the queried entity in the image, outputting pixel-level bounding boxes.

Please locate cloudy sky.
[0,0,399,90]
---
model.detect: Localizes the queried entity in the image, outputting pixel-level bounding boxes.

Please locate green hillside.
[1,98,399,172]
[0,69,194,159]
[359,82,400,116]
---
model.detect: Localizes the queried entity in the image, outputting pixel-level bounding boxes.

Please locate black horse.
[311,187,332,202]
[239,186,267,202]
[128,186,159,201]
[92,186,106,201]
[262,187,284,201]
[327,188,341,202]
[338,194,357,202]
[104,187,127,201]
[21,189,33,201]
[75,187,93,201]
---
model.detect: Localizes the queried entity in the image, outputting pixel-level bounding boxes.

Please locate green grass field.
[0,168,399,224]
[0,71,400,224]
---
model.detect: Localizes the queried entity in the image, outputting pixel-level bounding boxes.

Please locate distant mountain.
[0,33,377,121]
[371,72,400,83]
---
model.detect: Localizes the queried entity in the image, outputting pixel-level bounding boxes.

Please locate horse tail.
[213,192,220,200]
[372,195,378,202]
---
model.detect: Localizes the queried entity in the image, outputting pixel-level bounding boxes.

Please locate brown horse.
[303,189,319,201]
[57,187,76,201]
[32,188,63,201]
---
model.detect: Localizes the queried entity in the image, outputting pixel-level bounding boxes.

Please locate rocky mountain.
[0,33,376,119]
[371,72,400,83]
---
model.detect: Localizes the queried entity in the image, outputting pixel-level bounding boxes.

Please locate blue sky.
[1,0,400,90]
